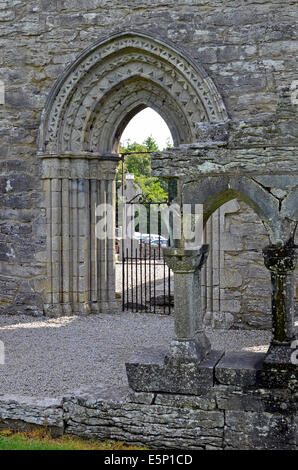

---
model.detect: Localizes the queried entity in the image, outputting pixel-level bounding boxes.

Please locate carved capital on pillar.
[263,242,297,273]
[99,157,119,180]
[163,244,209,273]
[39,152,119,180]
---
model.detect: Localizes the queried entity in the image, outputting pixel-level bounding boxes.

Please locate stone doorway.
[38,30,227,316]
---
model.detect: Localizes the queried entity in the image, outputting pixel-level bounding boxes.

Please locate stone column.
[40,153,119,316]
[96,159,119,312]
[125,243,217,394]
[163,245,211,362]
[263,242,297,365]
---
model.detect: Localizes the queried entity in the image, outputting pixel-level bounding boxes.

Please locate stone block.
[211,311,235,329]
[242,312,272,329]
[257,361,298,391]
[224,410,296,450]
[0,395,63,436]
[221,269,242,288]
[216,386,297,414]
[215,351,266,387]
[126,349,224,396]
[220,299,241,313]
[155,392,217,411]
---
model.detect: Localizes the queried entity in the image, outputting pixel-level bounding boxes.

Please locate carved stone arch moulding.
[38,30,228,154]
[86,77,192,152]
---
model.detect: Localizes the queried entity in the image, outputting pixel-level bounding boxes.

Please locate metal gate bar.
[122,243,173,315]
[121,198,173,315]
[117,151,174,315]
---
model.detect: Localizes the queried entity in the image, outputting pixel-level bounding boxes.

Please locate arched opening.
[115,106,174,234]
[116,106,175,223]
[87,75,191,154]
[38,30,228,316]
[120,107,173,150]
[39,31,228,155]
[181,178,279,332]
[115,107,175,313]
[116,105,174,203]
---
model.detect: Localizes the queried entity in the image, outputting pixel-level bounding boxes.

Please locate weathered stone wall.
[203,200,272,330]
[224,201,272,328]
[0,386,297,450]
[152,104,298,327]
[63,388,298,450]
[0,0,297,319]
[0,395,63,437]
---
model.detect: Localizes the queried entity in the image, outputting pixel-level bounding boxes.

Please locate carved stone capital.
[40,153,119,180]
[263,243,297,273]
[163,245,209,273]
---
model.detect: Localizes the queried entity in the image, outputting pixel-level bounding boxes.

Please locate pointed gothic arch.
[38,30,228,154]
[38,31,228,316]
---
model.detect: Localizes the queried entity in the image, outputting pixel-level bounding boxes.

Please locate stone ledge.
[0,394,64,436]
[215,351,266,387]
[125,348,224,395]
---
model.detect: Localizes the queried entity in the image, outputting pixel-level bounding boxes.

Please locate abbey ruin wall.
[0,0,297,326]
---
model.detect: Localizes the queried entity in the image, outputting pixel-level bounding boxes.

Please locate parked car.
[150,238,168,247]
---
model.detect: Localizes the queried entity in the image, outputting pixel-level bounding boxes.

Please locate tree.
[117,136,168,203]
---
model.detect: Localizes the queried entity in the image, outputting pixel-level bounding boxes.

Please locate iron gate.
[121,196,173,315]
[116,151,176,315]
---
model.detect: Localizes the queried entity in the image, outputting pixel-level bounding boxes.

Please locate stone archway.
[182,177,279,329]
[39,30,228,154]
[38,31,228,316]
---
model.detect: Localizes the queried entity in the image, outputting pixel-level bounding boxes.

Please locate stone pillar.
[263,242,297,365]
[125,243,222,395]
[40,153,119,316]
[163,245,211,362]
[96,160,119,312]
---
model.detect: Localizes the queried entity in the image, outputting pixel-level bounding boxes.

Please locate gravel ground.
[0,312,273,399]
[115,261,173,294]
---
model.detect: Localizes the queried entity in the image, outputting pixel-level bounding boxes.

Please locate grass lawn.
[0,429,148,451]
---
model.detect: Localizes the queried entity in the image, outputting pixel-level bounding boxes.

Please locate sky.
[120,107,173,150]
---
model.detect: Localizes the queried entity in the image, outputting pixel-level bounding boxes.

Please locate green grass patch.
[0,429,148,451]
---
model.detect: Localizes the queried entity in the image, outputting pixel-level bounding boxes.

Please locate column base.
[44,303,73,317]
[264,340,297,365]
[95,300,120,314]
[44,300,120,317]
[256,340,298,390]
[166,335,211,364]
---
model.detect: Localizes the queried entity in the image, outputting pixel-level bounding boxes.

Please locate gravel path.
[0,313,272,398]
[115,261,173,294]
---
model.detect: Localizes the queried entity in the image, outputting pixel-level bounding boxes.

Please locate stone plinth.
[126,349,223,395]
